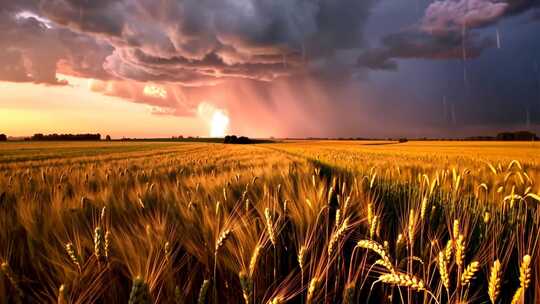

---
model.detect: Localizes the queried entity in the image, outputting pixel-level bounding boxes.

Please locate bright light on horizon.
[197,102,230,138]
[210,110,230,137]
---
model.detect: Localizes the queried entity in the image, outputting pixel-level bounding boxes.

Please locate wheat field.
[0,140,539,303]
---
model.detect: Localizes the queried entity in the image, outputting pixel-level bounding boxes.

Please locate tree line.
[28,133,102,141]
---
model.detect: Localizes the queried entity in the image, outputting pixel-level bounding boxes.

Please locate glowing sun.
[210,110,230,137]
[197,102,230,137]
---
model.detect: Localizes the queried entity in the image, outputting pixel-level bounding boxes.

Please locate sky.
[0,0,539,138]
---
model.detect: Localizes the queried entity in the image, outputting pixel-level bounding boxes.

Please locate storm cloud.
[358,0,538,71]
[33,0,375,84]
[0,0,539,137]
[0,0,377,111]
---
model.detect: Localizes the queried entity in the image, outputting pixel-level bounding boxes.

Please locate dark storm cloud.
[358,29,495,70]
[504,0,540,15]
[39,0,125,36]
[358,0,538,71]
[0,0,379,118]
[1,0,375,85]
[531,9,540,20]
[0,11,65,84]
[0,5,112,84]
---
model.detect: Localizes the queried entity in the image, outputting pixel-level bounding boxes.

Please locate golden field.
[0,140,539,303]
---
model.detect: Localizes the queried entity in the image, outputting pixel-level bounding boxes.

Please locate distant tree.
[224,135,252,144]
[497,131,537,141]
[0,134,7,141]
[399,138,408,143]
[31,133,101,141]
[238,136,251,144]
[106,135,111,141]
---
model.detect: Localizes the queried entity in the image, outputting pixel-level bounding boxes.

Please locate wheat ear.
[488,260,501,304]
[58,284,67,304]
[215,229,231,253]
[379,273,425,291]
[460,261,480,286]
[306,277,320,304]
[264,208,277,246]
[328,218,349,256]
[197,279,210,304]
[239,271,253,304]
[437,251,450,291]
[511,254,531,304]
[94,226,105,261]
[249,244,261,277]
[128,276,151,304]
[1,261,24,302]
[65,242,82,270]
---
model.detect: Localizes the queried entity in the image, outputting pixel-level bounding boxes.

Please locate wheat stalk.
[453,219,460,240]
[511,287,524,304]
[104,231,111,259]
[510,254,531,304]
[484,211,490,224]
[249,244,261,277]
[374,259,394,272]
[444,240,453,263]
[343,195,351,214]
[1,262,23,303]
[327,186,334,206]
[128,276,151,304]
[65,242,81,270]
[437,251,450,291]
[488,260,501,304]
[343,282,356,304]
[335,209,341,227]
[460,261,479,286]
[164,241,171,260]
[215,229,231,253]
[57,284,67,304]
[306,277,320,304]
[264,208,277,246]
[239,271,253,304]
[357,240,394,272]
[197,279,210,304]
[298,245,306,272]
[267,297,282,304]
[367,202,373,229]
[455,234,465,267]
[408,209,416,245]
[396,234,404,250]
[328,218,349,256]
[175,285,184,304]
[369,215,378,239]
[420,197,428,221]
[379,273,425,291]
[519,255,531,289]
[94,226,105,261]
